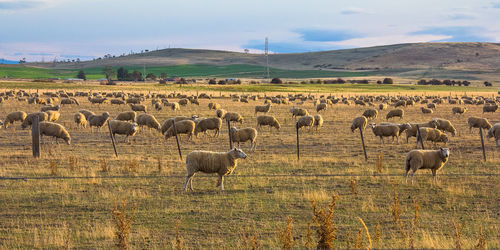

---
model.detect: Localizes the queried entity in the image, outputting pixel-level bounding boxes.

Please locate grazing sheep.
[208,102,221,110]
[78,109,95,120]
[154,102,162,111]
[486,123,500,147]
[61,98,79,105]
[224,112,243,123]
[230,127,257,151]
[137,113,161,131]
[427,103,436,109]
[405,148,450,184]
[110,99,126,105]
[315,103,327,112]
[129,103,147,112]
[369,123,400,144]
[417,127,449,146]
[40,104,60,112]
[4,111,27,128]
[362,108,378,120]
[386,109,404,120]
[483,104,498,113]
[88,112,110,131]
[379,103,388,110]
[116,111,137,122]
[467,117,492,133]
[160,116,192,134]
[313,114,323,131]
[430,118,456,136]
[290,107,308,118]
[216,109,227,119]
[379,122,412,135]
[256,115,280,131]
[88,97,108,104]
[109,120,139,142]
[350,116,367,133]
[194,117,222,137]
[167,102,180,111]
[45,110,60,122]
[405,121,438,143]
[394,100,406,108]
[452,107,467,115]
[21,112,49,129]
[421,107,433,114]
[39,121,71,145]
[178,98,190,105]
[74,112,87,128]
[164,120,196,141]
[184,148,247,191]
[254,103,271,115]
[296,115,314,132]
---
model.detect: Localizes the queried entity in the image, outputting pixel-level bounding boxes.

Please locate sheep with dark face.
[350,116,367,133]
[405,148,450,184]
[184,148,247,191]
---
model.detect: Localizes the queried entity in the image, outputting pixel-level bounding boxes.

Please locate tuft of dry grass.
[391,183,402,224]
[111,199,137,250]
[174,220,185,250]
[376,151,383,173]
[453,221,463,249]
[476,226,486,249]
[278,216,294,250]
[350,176,358,195]
[49,160,58,176]
[68,155,78,171]
[100,159,109,172]
[311,193,338,249]
[156,155,162,173]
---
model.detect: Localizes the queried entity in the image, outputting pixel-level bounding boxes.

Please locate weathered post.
[479,127,486,161]
[359,128,368,161]
[107,120,118,157]
[227,119,233,149]
[416,124,425,149]
[32,116,41,158]
[172,121,182,160]
[296,122,300,161]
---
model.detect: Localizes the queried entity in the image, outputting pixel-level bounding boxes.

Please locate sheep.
[416,127,449,146]
[39,121,71,145]
[290,107,308,118]
[4,111,27,128]
[129,103,147,113]
[61,98,79,105]
[430,118,456,136]
[486,123,500,147]
[109,120,139,142]
[379,103,388,110]
[88,112,110,131]
[296,115,314,132]
[194,117,222,137]
[362,108,378,120]
[74,112,87,128]
[116,111,137,122]
[41,104,60,112]
[421,107,433,114]
[386,109,404,120]
[137,113,161,131]
[350,116,367,133]
[230,127,257,151]
[154,102,162,111]
[224,112,243,123]
[167,102,180,111]
[405,121,438,143]
[45,110,60,122]
[427,103,437,109]
[78,109,95,120]
[254,103,271,115]
[467,117,492,133]
[178,98,190,105]
[164,120,196,141]
[482,104,498,113]
[369,123,400,144]
[21,112,49,129]
[111,99,126,105]
[405,148,450,184]
[256,115,280,131]
[452,107,467,115]
[379,122,412,135]
[184,148,247,191]
[313,114,323,131]
[316,103,327,112]
[216,109,227,119]
[160,116,192,134]
[208,102,221,110]
[88,97,108,104]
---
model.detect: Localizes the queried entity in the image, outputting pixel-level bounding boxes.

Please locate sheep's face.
[230,148,247,159]
[369,123,376,128]
[439,134,449,143]
[440,148,450,158]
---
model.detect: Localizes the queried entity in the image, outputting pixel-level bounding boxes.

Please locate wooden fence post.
[479,127,486,161]
[107,120,118,157]
[172,121,182,161]
[32,116,41,158]
[296,122,300,161]
[227,119,233,149]
[359,128,368,161]
[416,124,425,150]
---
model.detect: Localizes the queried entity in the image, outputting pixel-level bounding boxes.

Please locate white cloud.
[331,34,451,48]
[340,7,373,15]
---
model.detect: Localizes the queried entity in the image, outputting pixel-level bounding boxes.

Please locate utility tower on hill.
[265,37,270,79]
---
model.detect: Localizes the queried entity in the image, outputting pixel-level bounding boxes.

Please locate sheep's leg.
[184,175,193,192]
[220,176,225,191]
[432,169,437,184]
[189,177,194,191]
[410,170,416,185]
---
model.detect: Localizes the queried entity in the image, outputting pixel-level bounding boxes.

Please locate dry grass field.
[0,84,499,249]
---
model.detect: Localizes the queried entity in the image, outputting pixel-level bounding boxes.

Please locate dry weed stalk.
[453,221,463,249]
[68,155,78,171]
[391,183,402,223]
[279,216,294,250]
[156,155,162,173]
[127,159,138,174]
[175,220,185,250]
[354,228,363,249]
[112,199,137,250]
[350,177,358,195]
[100,159,109,172]
[375,223,381,247]
[240,232,260,250]
[358,217,372,249]
[376,151,383,173]
[49,160,58,176]
[311,193,338,249]
[345,230,351,249]
[305,222,313,249]
[476,226,486,249]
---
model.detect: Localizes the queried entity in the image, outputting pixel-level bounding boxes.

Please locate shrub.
[208,79,216,85]
[382,78,393,84]
[217,80,226,85]
[271,78,282,84]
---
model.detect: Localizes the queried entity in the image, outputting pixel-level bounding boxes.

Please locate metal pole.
[227,119,233,149]
[172,121,182,160]
[359,128,368,161]
[107,121,118,157]
[416,125,425,149]
[296,122,300,161]
[479,127,486,161]
[32,116,41,158]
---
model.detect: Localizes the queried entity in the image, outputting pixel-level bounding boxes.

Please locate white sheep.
[21,112,49,129]
[416,127,449,146]
[369,123,400,144]
[45,110,60,122]
[362,108,378,120]
[313,114,323,132]
[483,104,498,113]
[137,113,161,131]
[194,117,222,137]
[421,107,433,114]
[208,102,221,110]
[386,109,404,120]
[129,103,147,112]
[88,112,110,131]
[316,103,327,112]
[467,116,492,133]
[116,111,137,122]
[164,120,196,141]
[109,120,139,142]
[4,111,27,128]
[350,116,367,133]
[290,107,308,118]
[216,109,227,119]
[39,121,71,145]
[430,118,456,136]
[184,148,247,191]
[256,115,280,131]
[78,109,95,120]
[254,103,271,115]
[230,127,257,151]
[224,112,243,123]
[405,148,450,184]
[405,121,438,143]
[74,112,87,128]
[296,115,314,132]
[451,107,467,115]
[486,123,500,147]
[160,116,192,134]
[40,104,60,112]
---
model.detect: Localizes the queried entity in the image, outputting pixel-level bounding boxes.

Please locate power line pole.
[265,37,270,79]
[143,64,146,80]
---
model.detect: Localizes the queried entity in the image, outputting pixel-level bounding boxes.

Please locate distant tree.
[217,80,226,85]
[160,72,167,80]
[19,58,26,64]
[130,70,143,81]
[208,79,217,85]
[484,81,492,87]
[102,66,115,82]
[376,80,382,84]
[271,78,282,84]
[117,67,129,81]
[146,73,157,80]
[76,70,86,80]
[382,78,393,84]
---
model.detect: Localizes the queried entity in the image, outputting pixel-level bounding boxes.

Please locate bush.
[271,78,282,84]
[208,79,216,85]
[376,80,382,84]
[484,81,492,87]
[159,79,167,84]
[382,78,393,84]
[217,80,226,85]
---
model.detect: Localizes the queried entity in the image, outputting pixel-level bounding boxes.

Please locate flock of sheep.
[0,89,499,190]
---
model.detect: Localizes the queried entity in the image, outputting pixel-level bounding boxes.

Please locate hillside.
[25,42,500,80]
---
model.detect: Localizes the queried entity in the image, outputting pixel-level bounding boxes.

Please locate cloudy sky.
[1,0,500,62]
